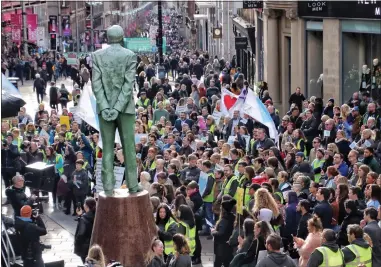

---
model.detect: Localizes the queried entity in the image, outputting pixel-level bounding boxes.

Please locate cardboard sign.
[135,134,148,145]
[69,107,83,124]
[95,158,125,192]
[236,188,244,215]
[60,115,70,129]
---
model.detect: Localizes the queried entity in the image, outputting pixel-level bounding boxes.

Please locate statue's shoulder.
[121,47,136,57]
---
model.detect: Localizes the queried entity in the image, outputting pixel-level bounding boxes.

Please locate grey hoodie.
[306,241,345,267]
[342,238,371,264]
[256,251,297,267]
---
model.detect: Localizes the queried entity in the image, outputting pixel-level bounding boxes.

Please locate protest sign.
[95,158,125,192]
[60,115,70,129]
[212,110,222,125]
[198,171,208,196]
[236,188,244,215]
[69,107,83,124]
[135,134,148,145]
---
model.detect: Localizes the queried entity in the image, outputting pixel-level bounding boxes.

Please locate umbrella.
[1,90,26,118]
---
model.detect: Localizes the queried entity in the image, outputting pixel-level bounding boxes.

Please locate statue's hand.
[101,109,111,121]
[108,109,119,121]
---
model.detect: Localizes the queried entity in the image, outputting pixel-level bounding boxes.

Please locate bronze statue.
[92,25,141,196]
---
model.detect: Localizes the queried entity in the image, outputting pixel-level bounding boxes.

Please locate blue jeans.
[203,202,214,233]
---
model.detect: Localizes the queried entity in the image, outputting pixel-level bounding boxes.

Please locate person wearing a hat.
[136,91,150,110]
[212,197,236,267]
[323,98,334,118]
[14,205,47,267]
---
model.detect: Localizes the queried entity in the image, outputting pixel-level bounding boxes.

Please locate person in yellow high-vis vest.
[176,205,196,256]
[200,160,216,236]
[216,165,239,202]
[342,224,372,267]
[156,203,177,257]
[308,229,345,267]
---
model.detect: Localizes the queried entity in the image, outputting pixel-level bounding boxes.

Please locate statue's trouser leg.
[98,115,117,196]
[117,113,139,192]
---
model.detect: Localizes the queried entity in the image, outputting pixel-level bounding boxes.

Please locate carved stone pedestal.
[91,189,156,267]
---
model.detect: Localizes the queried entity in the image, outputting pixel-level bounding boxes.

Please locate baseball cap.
[296,152,305,158]
[351,106,359,112]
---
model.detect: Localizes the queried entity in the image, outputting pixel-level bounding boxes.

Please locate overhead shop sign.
[235,37,248,50]
[298,1,381,19]
[243,1,263,9]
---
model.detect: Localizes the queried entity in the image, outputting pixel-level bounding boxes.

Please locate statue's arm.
[113,53,137,113]
[92,54,110,112]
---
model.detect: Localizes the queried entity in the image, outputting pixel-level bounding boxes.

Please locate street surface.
[2,76,214,267]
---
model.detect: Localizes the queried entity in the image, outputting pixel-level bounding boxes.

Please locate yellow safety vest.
[238,176,251,208]
[164,218,177,255]
[203,172,215,203]
[178,221,196,255]
[345,244,372,267]
[208,124,215,133]
[296,139,307,157]
[223,176,238,200]
[137,98,150,109]
[316,246,344,267]
[312,158,325,183]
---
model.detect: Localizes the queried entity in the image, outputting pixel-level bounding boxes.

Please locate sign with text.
[95,158,125,192]
[235,37,248,50]
[62,15,71,36]
[48,15,58,33]
[243,1,263,9]
[298,1,381,19]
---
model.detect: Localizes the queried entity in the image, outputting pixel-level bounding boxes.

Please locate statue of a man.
[92,25,140,196]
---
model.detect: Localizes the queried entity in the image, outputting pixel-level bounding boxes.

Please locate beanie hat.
[20,205,32,218]
[328,98,334,104]
[221,198,237,212]
[296,152,305,158]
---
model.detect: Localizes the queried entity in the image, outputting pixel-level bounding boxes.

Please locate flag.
[242,89,279,144]
[221,88,278,143]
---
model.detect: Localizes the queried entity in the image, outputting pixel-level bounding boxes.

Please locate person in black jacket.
[313,187,333,229]
[337,200,362,247]
[5,175,37,218]
[74,197,96,263]
[2,139,20,187]
[15,205,47,267]
[288,87,305,111]
[212,197,236,267]
[156,203,177,259]
[296,199,312,240]
[70,159,89,212]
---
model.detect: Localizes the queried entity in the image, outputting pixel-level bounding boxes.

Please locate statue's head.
[107,25,124,44]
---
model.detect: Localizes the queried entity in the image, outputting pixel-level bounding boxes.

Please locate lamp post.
[157,0,165,80]
[21,1,29,57]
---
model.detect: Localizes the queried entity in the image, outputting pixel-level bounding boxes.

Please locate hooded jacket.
[342,238,370,264]
[256,251,297,267]
[306,241,344,267]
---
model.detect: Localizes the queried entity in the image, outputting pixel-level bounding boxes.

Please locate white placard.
[323,130,330,137]
[227,136,236,145]
[349,141,356,149]
[364,140,372,148]
[69,106,83,124]
[95,158,125,192]
[212,110,222,125]
[242,135,251,151]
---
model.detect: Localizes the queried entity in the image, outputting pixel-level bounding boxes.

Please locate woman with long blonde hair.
[252,188,281,227]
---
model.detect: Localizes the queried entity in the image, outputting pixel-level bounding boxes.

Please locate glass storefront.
[305,20,323,98]
[342,21,381,101]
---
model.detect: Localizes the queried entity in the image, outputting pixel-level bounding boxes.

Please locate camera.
[40,242,51,251]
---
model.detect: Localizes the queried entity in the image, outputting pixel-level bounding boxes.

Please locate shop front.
[232,17,256,85]
[298,1,381,102]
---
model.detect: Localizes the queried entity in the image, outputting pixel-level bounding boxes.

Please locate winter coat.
[297,213,312,240]
[313,201,333,229]
[364,221,381,267]
[146,256,165,267]
[74,211,95,259]
[14,216,47,261]
[167,254,192,267]
[213,212,235,261]
[56,178,70,197]
[284,192,301,238]
[49,86,59,104]
[256,251,297,267]
[337,210,362,247]
[5,186,34,217]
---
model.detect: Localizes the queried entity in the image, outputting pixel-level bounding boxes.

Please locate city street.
[3,77,214,267]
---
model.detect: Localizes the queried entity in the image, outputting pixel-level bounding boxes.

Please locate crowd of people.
[2,8,381,267]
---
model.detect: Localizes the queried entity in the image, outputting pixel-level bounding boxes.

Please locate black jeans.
[52,174,60,204]
[36,92,44,104]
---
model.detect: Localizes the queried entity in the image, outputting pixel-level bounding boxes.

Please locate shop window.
[342,33,381,102]
[306,31,323,98]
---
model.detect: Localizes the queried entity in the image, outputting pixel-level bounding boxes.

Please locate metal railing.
[1,222,16,267]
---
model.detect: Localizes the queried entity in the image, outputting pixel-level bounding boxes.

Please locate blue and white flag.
[1,74,21,97]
